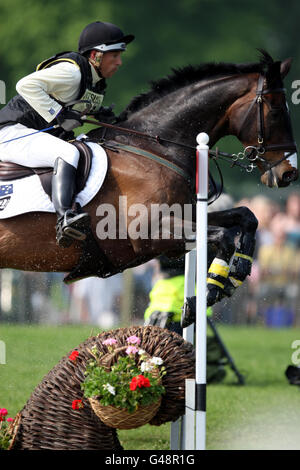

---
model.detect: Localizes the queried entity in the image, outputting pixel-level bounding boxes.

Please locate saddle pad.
[0,141,108,219]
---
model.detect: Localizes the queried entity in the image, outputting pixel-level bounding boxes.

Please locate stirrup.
[56,211,90,247]
[63,210,90,240]
[56,223,74,248]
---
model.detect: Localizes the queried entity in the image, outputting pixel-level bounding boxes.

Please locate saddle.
[0,139,121,283]
[0,140,92,197]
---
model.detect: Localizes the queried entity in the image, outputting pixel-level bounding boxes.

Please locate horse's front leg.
[208,206,258,298]
[206,225,237,306]
[223,231,257,298]
[129,214,196,259]
[181,224,236,328]
[147,214,237,304]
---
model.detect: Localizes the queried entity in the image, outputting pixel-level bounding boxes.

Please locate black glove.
[93,105,116,124]
[56,108,83,131]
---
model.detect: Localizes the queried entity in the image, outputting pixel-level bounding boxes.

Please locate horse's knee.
[238,206,258,232]
[220,228,236,259]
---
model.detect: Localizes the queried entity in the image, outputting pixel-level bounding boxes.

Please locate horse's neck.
[125,75,251,150]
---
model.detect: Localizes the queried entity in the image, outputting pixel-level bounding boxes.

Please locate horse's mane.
[119,49,279,120]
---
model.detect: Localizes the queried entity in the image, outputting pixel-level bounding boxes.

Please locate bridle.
[83,73,297,176]
[230,74,297,174]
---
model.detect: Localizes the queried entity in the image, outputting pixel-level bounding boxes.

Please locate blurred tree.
[0,0,299,199]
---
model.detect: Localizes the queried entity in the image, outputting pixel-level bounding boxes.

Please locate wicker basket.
[89,396,162,429]
[87,345,162,429]
[8,413,21,450]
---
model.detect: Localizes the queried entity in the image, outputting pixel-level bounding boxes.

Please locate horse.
[0,50,297,308]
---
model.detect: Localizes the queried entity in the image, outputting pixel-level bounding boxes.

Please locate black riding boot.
[52,157,90,247]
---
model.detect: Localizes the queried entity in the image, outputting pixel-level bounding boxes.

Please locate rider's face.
[100,51,123,78]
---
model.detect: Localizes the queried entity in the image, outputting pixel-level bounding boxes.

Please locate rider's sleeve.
[16,62,82,123]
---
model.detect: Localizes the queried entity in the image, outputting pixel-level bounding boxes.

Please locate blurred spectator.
[258,213,300,287]
[264,291,294,328]
[257,212,300,324]
[285,192,300,248]
[248,195,279,252]
[132,261,156,322]
[68,274,123,328]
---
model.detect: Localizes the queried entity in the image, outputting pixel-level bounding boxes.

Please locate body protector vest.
[144,275,186,323]
[0,51,106,137]
[144,274,212,323]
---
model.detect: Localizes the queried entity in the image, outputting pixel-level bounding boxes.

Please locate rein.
[83,118,197,150]
[83,72,297,200]
[84,72,296,174]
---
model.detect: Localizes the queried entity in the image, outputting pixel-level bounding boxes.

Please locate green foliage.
[0,425,11,450]
[0,0,299,198]
[0,411,14,450]
[81,340,166,413]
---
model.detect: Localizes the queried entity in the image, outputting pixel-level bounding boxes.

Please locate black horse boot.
[52,157,90,247]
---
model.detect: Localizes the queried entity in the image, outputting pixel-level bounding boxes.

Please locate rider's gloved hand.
[93,105,116,124]
[56,108,83,132]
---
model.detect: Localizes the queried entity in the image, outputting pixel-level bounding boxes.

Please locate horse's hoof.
[223,278,236,298]
[181,296,196,328]
[206,285,223,306]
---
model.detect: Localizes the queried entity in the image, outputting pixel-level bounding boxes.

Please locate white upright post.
[170,249,196,450]
[195,132,209,450]
[183,250,196,345]
[171,132,209,451]
[181,249,196,449]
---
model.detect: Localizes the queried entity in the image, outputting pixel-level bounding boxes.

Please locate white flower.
[103,383,115,395]
[138,349,146,355]
[140,361,154,372]
[150,357,164,366]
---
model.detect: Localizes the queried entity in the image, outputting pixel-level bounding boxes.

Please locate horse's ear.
[280,58,292,79]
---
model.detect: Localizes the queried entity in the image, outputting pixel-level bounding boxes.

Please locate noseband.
[235,74,297,173]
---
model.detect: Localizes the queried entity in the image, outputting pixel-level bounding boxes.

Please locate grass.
[1,323,300,450]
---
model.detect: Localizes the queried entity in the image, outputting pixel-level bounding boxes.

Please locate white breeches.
[0,123,80,168]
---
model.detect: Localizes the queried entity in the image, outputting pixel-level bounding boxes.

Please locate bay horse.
[0,50,297,307]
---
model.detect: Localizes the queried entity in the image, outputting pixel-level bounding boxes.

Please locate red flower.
[130,377,138,391]
[72,399,83,410]
[138,375,150,388]
[69,351,79,362]
[129,375,151,391]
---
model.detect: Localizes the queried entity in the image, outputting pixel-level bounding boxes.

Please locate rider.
[0,21,134,247]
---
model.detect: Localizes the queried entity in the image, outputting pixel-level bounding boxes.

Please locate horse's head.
[229,51,298,187]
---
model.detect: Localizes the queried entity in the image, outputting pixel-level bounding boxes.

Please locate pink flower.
[126,345,139,355]
[126,335,141,345]
[102,338,118,346]
[7,417,14,422]
[0,408,8,417]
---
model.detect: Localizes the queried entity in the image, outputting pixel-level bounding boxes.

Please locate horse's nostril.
[282,169,299,183]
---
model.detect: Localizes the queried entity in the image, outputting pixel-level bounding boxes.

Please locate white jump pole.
[170,250,196,450]
[170,132,209,450]
[194,132,209,450]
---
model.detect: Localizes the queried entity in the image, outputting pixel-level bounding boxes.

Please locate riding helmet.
[78,21,134,54]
